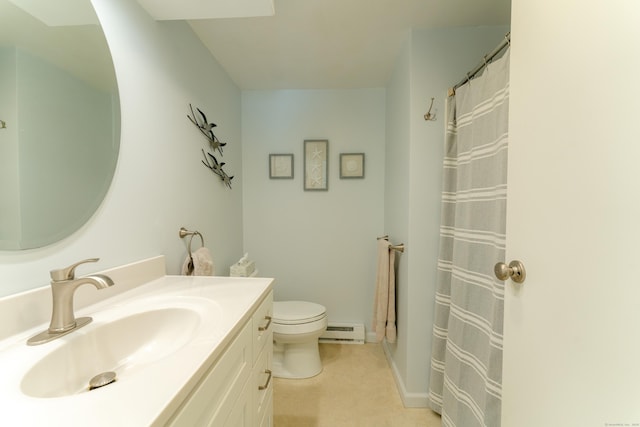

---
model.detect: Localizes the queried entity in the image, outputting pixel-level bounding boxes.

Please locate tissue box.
[230,260,255,277]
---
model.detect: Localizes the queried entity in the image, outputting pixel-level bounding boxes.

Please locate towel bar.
[376,235,404,253]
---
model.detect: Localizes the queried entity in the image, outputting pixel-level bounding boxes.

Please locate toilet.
[272,301,328,379]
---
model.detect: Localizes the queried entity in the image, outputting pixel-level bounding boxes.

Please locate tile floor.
[273,343,442,427]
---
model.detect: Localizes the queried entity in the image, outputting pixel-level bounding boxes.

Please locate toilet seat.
[273,301,326,325]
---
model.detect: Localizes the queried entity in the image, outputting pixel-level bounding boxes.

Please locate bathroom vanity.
[0,256,273,426]
[166,288,273,426]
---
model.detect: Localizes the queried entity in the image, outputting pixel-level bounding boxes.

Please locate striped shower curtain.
[428,49,510,427]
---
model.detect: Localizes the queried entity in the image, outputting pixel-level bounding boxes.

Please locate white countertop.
[0,265,273,427]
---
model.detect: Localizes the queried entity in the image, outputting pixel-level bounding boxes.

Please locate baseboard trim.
[381,340,429,408]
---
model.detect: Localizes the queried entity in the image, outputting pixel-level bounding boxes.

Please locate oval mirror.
[0,0,120,250]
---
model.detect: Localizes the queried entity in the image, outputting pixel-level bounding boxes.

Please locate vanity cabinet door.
[258,391,274,427]
[255,338,273,427]
[252,291,273,427]
[223,377,253,427]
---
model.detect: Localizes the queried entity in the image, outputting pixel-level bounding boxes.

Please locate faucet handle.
[50,258,100,281]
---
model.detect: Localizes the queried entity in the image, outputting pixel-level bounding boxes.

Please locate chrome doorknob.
[494,260,526,283]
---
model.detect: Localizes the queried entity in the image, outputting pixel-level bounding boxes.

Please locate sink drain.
[88,371,117,391]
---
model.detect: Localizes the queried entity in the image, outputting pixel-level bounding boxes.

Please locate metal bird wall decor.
[187,104,233,188]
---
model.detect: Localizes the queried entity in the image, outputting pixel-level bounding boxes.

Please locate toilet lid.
[273,301,326,324]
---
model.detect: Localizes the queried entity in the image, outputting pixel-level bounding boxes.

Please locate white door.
[502,0,640,426]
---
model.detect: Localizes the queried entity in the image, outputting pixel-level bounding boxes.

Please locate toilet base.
[272,339,323,379]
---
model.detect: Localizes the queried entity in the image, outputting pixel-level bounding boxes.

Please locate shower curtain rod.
[448,32,511,96]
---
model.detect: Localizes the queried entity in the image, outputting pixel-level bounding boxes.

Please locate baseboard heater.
[319,322,365,344]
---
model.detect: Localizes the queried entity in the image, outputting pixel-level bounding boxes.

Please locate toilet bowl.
[272,301,328,379]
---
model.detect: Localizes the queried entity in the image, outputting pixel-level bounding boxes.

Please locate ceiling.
[184,0,512,90]
[7,0,511,91]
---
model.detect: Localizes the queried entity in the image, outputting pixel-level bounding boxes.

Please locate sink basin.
[21,307,201,398]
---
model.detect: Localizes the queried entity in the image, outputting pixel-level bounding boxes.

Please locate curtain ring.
[505,33,511,46]
[424,97,436,121]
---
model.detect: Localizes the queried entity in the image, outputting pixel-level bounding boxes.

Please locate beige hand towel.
[372,239,397,343]
[181,247,215,276]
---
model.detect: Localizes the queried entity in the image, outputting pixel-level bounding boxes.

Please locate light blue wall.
[0,0,244,297]
[385,26,510,403]
[242,89,386,326]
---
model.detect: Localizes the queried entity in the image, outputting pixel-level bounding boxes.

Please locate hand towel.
[181,247,215,276]
[372,239,397,343]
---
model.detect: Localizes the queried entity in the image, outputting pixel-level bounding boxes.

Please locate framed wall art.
[269,154,294,179]
[340,153,365,179]
[303,139,328,191]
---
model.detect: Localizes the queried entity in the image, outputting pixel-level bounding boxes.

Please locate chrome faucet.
[27,258,114,346]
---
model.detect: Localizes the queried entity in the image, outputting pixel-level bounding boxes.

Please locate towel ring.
[179,227,205,259]
[187,232,204,259]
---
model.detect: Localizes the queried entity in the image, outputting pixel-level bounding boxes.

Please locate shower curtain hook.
[505,33,511,46]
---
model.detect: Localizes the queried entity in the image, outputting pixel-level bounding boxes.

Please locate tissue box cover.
[230,261,255,277]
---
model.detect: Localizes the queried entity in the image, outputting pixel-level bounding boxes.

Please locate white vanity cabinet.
[167,291,273,426]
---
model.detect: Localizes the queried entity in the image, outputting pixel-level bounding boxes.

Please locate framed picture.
[304,139,328,191]
[340,153,365,179]
[269,154,294,179]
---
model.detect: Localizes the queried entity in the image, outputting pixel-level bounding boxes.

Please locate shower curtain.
[428,48,510,427]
